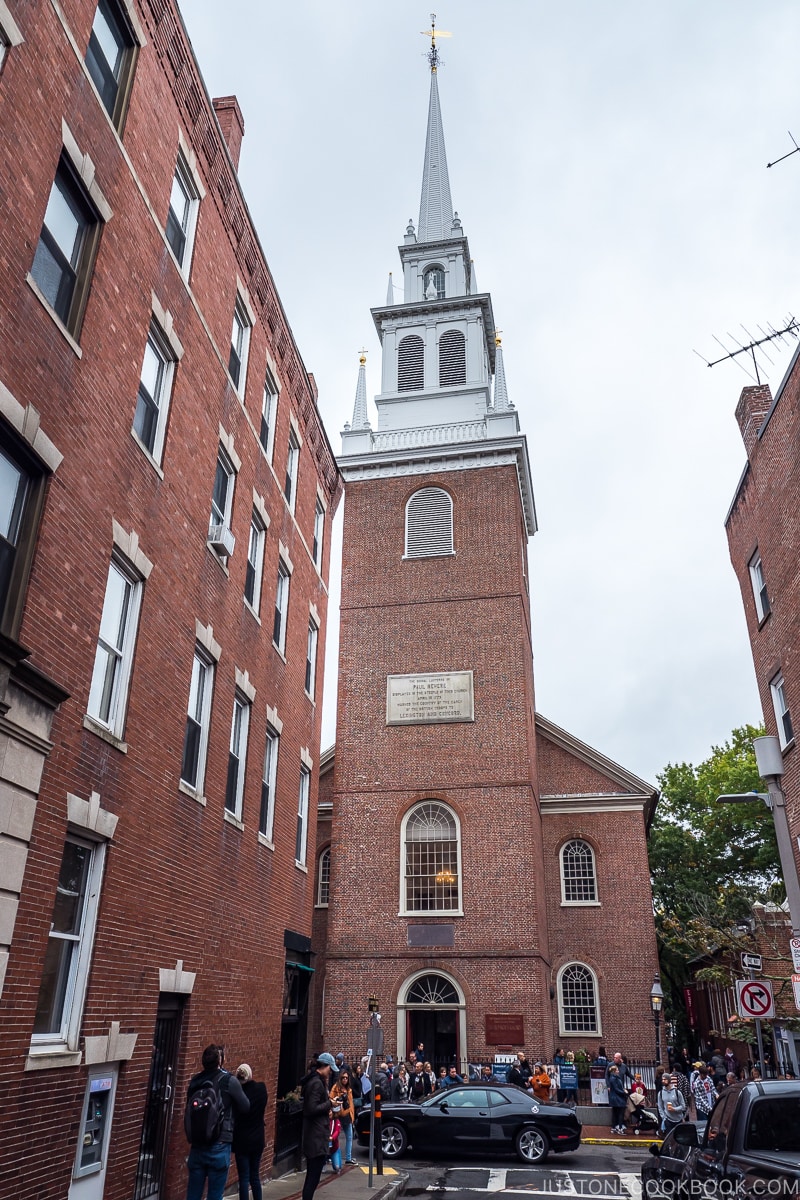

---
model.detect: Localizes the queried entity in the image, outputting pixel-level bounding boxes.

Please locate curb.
[583,1137,662,1148]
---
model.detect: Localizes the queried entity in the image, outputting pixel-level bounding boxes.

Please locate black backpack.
[184,1070,226,1146]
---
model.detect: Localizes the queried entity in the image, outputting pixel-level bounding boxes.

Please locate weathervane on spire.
[421,12,452,72]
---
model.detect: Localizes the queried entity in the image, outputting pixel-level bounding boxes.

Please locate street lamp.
[650,975,664,1066]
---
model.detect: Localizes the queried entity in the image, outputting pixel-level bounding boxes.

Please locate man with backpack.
[185,1044,250,1200]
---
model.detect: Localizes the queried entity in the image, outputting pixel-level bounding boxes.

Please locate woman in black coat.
[300,1054,337,1200]
[232,1064,268,1200]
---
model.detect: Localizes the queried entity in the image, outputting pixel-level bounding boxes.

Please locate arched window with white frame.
[401,800,461,915]
[405,486,453,558]
[557,962,601,1035]
[560,839,598,904]
[317,846,331,907]
[423,264,445,299]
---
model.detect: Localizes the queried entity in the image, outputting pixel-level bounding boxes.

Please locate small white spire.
[493,333,512,412]
[386,273,394,305]
[351,352,370,429]
[470,259,478,295]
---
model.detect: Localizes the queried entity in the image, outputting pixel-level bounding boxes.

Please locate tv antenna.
[767,132,800,168]
[694,317,800,385]
[422,13,452,71]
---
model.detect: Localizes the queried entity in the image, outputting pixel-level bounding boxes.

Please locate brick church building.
[310,37,660,1069]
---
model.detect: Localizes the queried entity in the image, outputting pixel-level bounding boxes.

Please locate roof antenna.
[421,12,452,72]
[767,131,800,168]
[693,316,800,384]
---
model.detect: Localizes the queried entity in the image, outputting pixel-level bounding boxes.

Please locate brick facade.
[0,2,341,1197]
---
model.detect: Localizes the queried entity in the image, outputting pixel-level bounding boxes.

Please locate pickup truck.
[642,1080,800,1196]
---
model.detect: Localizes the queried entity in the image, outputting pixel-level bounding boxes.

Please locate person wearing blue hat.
[300,1054,339,1200]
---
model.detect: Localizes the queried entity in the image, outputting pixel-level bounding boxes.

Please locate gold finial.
[359,348,367,365]
[494,329,503,347]
[421,12,452,72]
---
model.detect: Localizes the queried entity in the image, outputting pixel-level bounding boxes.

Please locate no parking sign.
[736,978,775,1019]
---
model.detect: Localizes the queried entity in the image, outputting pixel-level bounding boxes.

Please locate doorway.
[133,993,185,1199]
[399,972,464,1073]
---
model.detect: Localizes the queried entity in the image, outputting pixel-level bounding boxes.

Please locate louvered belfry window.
[438,330,466,387]
[405,486,453,558]
[398,334,424,391]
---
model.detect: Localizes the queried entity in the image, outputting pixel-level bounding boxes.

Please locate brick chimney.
[735,383,772,457]
[212,96,245,171]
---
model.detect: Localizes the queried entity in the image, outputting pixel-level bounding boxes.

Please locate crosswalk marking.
[487,1170,508,1191]
[424,1167,637,1198]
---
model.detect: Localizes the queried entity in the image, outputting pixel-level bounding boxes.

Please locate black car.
[355,1084,582,1164]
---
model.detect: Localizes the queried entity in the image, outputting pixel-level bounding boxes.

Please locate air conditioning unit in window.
[208,524,235,556]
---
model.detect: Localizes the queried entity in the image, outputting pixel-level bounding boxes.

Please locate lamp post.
[650,975,664,1067]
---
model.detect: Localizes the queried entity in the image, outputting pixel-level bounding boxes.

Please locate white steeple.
[350,353,369,430]
[418,67,454,242]
[492,334,512,412]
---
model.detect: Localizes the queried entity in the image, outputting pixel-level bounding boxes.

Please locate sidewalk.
[224,1162,409,1200]
[581,1125,662,1147]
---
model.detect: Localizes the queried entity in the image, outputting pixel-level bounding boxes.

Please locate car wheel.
[380,1122,408,1158]
[516,1125,549,1164]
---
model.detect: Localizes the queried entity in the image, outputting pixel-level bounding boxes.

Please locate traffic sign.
[741,952,762,971]
[792,974,800,1012]
[736,978,775,1019]
[790,938,800,973]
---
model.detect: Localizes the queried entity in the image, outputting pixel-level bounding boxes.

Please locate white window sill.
[257,833,275,850]
[206,544,230,575]
[83,714,128,753]
[272,643,287,663]
[223,810,244,831]
[130,428,165,477]
[244,599,261,624]
[295,860,308,873]
[560,900,601,907]
[558,1029,601,1039]
[25,1046,82,1071]
[398,910,464,918]
[178,780,207,806]
[26,273,83,358]
[780,738,795,755]
[305,691,316,705]
[314,903,329,910]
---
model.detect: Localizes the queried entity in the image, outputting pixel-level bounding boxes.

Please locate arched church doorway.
[398,972,466,1073]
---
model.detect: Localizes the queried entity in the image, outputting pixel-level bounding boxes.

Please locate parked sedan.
[355,1084,582,1164]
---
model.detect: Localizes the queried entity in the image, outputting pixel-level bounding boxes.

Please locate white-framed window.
[32,833,106,1047]
[405,486,454,558]
[31,157,102,339]
[317,846,331,907]
[0,4,23,75]
[398,334,424,391]
[181,648,214,792]
[0,425,51,639]
[273,559,290,653]
[225,693,250,819]
[312,497,325,570]
[165,151,200,274]
[423,264,445,299]
[260,371,278,460]
[228,294,251,393]
[748,551,770,623]
[401,800,461,915]
[85,0,137,129]
[133,322,176,463]
[560,839,598,904]
[208,446,236,555]
[438,329,466,387]
[284,428,300,512]
[771,672,794,749]
[305,618,319,700]
[87,556,142,737]
[259,724,279,840]
[244,511,266,613]
[296,763,311,865]
[557,962,601,1035]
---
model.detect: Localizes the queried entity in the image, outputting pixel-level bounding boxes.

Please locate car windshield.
[745,1098,800,1153]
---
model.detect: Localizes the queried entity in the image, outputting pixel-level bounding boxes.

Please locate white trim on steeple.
[418,70,454,243]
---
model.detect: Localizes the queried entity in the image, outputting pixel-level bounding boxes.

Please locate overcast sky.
[178,0,800,785]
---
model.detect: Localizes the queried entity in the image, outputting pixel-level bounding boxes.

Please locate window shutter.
[438,330,466,387]
[405,487,453,557]
[398,334,424,391]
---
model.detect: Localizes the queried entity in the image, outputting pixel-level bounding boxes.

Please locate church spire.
[493,333,512,412]
[350,351,369,430]
[418,16,454,242]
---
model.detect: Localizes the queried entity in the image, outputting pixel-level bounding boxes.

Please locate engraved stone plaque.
[407,924,455,948]
[485,1014,525,1046]
[386,671,474,726]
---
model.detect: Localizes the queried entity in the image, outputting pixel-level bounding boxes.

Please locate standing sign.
[790,938,800,973]
[792,974,800,1012]
[736,978,775,1019]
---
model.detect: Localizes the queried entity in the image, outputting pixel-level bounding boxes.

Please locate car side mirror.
[440,1102,449,1114]
[672,1124,699,1148]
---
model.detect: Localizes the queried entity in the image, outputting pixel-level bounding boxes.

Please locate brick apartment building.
[725,374,800,1071]
[0,1,341,1197]
[309,42,660,1072]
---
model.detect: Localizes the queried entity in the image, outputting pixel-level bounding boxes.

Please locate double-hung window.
[259,725,279,840]
[0,431,51,637]
[208,447,236,557]
[748,551,770,623]
[133,323,175,462]
[771,672,794,749]
[284,429,299,512]
[228,296,251,393]
[32,834,106,1046]
[260,373,278,459]
[273,559,290,653]
[166,152,200,274]
[181,649,214,793]
[244,511,266,613]
[31,157,102,338]
[87,556,142,737]
[85,0,137,129]
[296,764,311,865]
[225,693,250,820]
[312,498,325,570]
[305,618,318,700]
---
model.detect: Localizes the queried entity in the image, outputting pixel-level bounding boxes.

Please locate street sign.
[741,952,763,971]
[790,938,800,973]
[792,974,800,1012]
[737,978,775,1019]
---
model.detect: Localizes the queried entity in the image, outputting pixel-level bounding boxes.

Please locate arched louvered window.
[402,801,461,914]
[558,963,600,1034]
[439,330,466,388]
[560,839,598,903]
[405,486,454,558]
[398,334,424,392]
[423,265,445,299]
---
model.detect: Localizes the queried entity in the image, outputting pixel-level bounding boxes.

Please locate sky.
[177,0,800,785]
